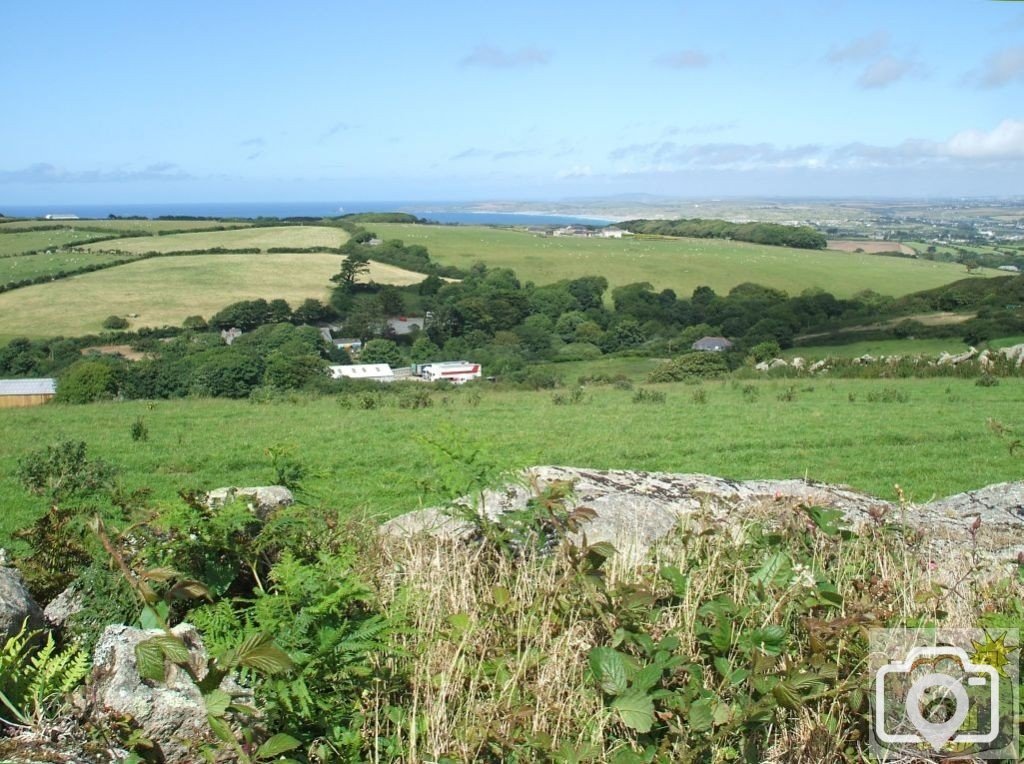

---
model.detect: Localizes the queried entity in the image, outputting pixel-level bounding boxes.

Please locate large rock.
[999,343,1024,366]
[88,623,231,763]
[205,485,293,521]
[43,585,84,631]
[937,347,977,366]
[0,566,44,640]
[382,466,1024,564]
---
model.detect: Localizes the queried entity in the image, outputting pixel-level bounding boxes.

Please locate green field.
[785,337,973,359]
[1,377,1021,544]
[368,223,988,298]
[0,229,113,256]
[0,253,426,338]
[0,251,135,283]
[0,219,254,233]
[85,225,346,253]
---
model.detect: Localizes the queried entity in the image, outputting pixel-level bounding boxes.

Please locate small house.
[691,336,733,352]
[333,338,363,355]
[0,378,57,408]
[329,364,394,382]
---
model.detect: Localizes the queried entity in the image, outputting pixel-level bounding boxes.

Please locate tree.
[419,274,444,296]
[210,299,272,331]
[190,351,264,398]
[292,298,331,325]
[410,336,441,363]
[56,361,118,403]
[332,253,370,292]
[377,286,405,316]
[263,353,326,389]
[359,339,404,366]
[268,299,293,323]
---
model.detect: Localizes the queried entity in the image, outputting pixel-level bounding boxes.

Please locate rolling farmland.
[84,225,346,253]
[0,252,425,338]
[369,223,988,298]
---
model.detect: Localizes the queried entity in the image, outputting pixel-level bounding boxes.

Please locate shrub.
[56,360,118,403]
[102,315,129,330]
[647,351,729,383]
[130,416,148,442]
[632,387,666,404]
[182,314,208,330]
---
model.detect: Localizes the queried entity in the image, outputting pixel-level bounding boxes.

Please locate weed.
[691,388,708,404]
[632,388,666,405]
[553,387,587,406]
[129,417,148,442]
[865,388,910,403]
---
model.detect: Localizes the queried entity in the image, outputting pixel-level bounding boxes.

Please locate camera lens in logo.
[905,672,970,750]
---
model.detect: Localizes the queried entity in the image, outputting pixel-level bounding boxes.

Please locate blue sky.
[2,0,1023,204]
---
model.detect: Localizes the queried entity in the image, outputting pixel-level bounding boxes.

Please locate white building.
[329,364,395,382]
[418,361,481,384]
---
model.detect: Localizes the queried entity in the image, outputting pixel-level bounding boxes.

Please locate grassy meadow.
[1,376,1021,545]
[84,225,346,253]
[785,337,973,359]
[0,251,135,282]
[0,229,114,256]
[368,223,987,298]
[0,253,426,339]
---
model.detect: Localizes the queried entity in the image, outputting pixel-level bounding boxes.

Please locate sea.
[0,201,611,227]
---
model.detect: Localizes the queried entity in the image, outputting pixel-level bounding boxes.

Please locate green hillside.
[368,223,990,298]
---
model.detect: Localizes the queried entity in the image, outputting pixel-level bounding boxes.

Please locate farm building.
[691,336,733,352]
[418,361,481,384]
[329,364,395,382]
[0,378,57,408]
[998,265,1020,273]
[599,227,631,239]
[334,338,363,355]
[320,327,363,356]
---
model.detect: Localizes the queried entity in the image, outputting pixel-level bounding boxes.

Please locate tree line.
[618,218,828,250]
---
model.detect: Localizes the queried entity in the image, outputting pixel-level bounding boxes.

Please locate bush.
[182,315,208,330]
[102,315,129,330]
[632,387,666,404]
[557,342,603,362]
[130,417,148,442]
[647,351,729,383]
[55,360,118,403]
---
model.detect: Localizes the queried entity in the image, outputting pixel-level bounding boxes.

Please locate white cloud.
[968,46,1024,88]
[459,45,551,69]
[857,56,918,89]
[0,162,192,184]
[605,121,1024,174]
[944,119,1024,159]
